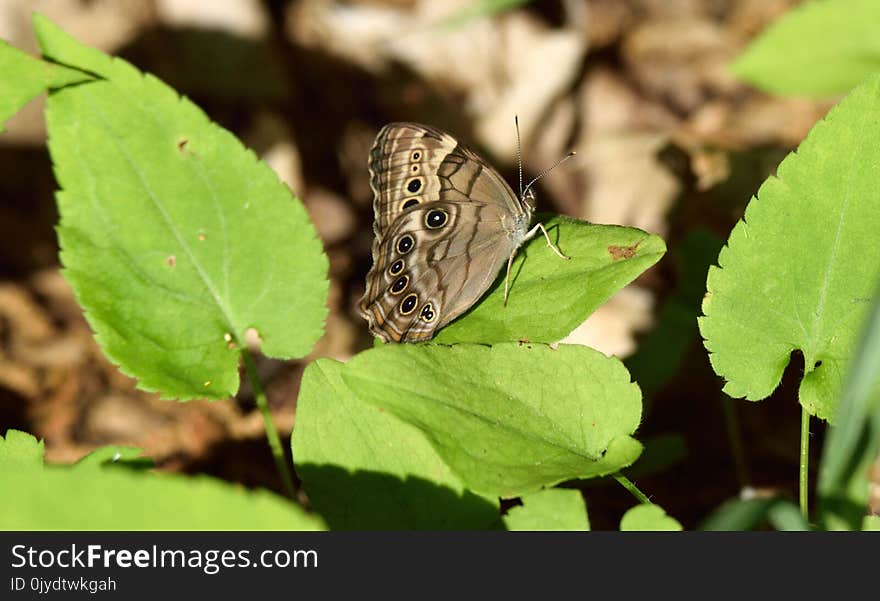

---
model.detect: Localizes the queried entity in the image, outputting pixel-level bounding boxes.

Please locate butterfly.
[359,121,571,343]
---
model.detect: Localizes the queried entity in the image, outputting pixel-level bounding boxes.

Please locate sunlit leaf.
[0,430,323,530]
[731,0,880,97]
[819,280,880,529]
[503,488,589,531]
[292,360,500,530]
[0,38,90,131]
[619,504,682,531]
[340,342,643,498]
[34,15,329,400]
[435,217,665,344]
[699,75,880,420]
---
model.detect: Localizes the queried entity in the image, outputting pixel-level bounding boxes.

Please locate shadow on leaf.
[297,464,503,530]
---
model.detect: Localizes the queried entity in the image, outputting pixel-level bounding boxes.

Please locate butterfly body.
[359,122,563,343]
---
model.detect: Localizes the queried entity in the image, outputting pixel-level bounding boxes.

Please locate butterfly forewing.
[361,122,532,343]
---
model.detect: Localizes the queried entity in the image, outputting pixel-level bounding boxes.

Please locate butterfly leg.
[503,250,516,307]
[526,222,570,260]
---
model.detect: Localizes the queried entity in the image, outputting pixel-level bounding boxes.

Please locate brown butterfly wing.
[359,201,516,342]
[367,122,522,237]
[361,122,529,343]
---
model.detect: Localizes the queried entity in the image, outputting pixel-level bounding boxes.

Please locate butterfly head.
[520,188,537,213]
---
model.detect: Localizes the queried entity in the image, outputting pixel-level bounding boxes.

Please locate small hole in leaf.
[814,361,823,368]
[166,255,176,267]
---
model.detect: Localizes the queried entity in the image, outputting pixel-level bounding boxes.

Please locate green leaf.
[437,0,533,28]
[863,515,880,531]
[0,430,324,530]
[340,342,643,498]
[0,429,45,469]
[731,0,880,97]
[434,217,666,344]
[34,14,328,400]
[74,445,154,470]
[292,359,500,529]
[0,38,91,132]
[619,504,682,531]
[700,497,807,531]
[818,279,880,529]
[766,500,811,531]
[699,75,880,420]
[503,488,590,531]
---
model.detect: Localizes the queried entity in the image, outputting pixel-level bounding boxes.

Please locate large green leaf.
[731,0,880,97]
[0,430,324,530]
[699,75,880,420]
[34,15,328,400]
[619,504,682,531]
[0,38,90,131]
[292,360,500,529]
[503,488,589,531]
[434,217,665,344]
[339,342,643,498]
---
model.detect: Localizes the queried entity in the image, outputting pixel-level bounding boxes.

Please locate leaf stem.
[613,472,651,505]
[721,397,751,489]
[241,347,296,499]
[799,406,810,520]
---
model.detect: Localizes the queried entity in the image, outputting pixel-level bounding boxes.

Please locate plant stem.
[799,406,810,520]
[721,397,751,489]
[613,472,651,505]
[241,347,296,499]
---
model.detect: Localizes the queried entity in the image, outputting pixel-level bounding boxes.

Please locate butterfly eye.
[396,234,414,254]
[389,259,404,275]
[402,198,419,210]
[400,293,418,315]
[419,303,436,323]
[425,209,448,229]
[406,178,422,193]
[389,275,409,295]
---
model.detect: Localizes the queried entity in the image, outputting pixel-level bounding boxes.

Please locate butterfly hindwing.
[359,201,515,342]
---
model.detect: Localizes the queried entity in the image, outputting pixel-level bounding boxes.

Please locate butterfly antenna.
[515,115,524,199]
[521,150,577,201]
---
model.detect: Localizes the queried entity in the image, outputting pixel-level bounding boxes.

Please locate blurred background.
[2,0,868,528]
